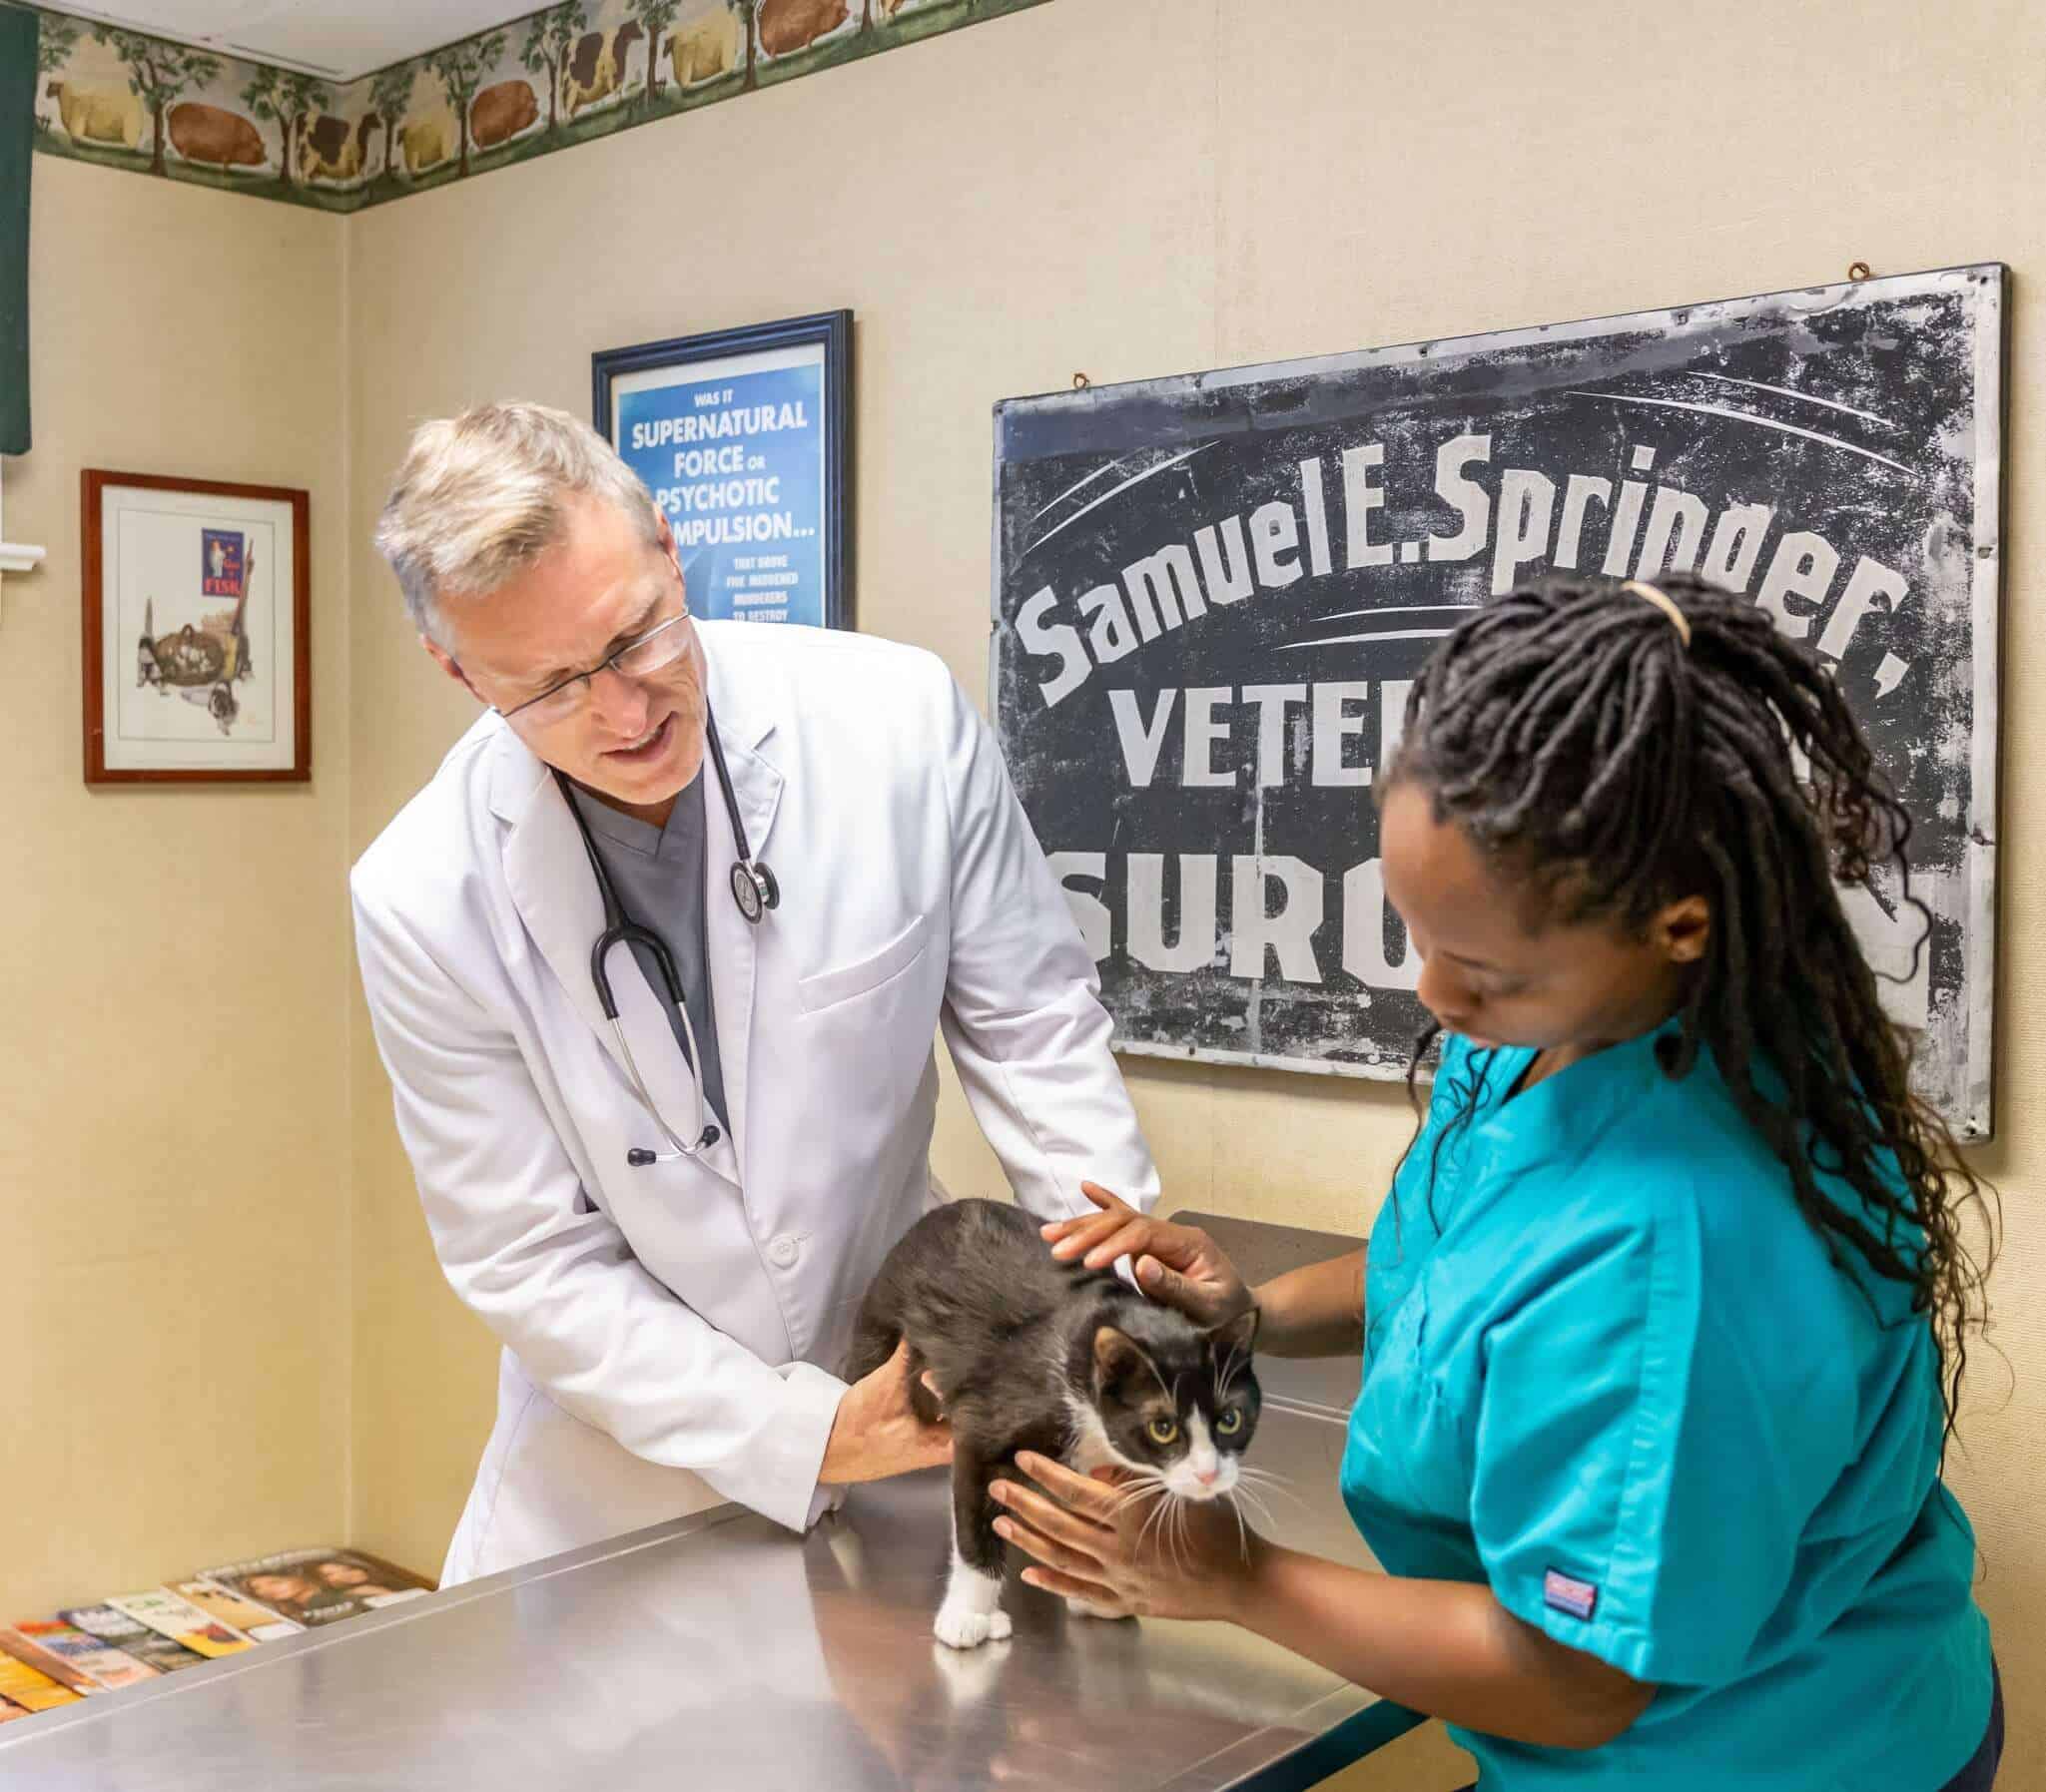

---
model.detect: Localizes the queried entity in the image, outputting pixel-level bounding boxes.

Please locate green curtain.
[0,5,31,454]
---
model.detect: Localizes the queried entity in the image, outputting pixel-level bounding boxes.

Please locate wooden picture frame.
[593,309,853,630]
[83,470,311,785]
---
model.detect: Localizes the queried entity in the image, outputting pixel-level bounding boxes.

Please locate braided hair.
[1385,570,1994,1439]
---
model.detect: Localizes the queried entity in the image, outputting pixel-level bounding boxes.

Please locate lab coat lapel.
[701,646,784,1186]
[492,727,624,1060]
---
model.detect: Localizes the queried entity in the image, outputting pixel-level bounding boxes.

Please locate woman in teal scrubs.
[993,573,2000,1787]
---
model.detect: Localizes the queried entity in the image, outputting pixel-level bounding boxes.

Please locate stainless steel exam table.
[0,1213,1424,1790]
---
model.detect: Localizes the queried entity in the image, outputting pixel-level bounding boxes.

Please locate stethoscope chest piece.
[730,858,779,925]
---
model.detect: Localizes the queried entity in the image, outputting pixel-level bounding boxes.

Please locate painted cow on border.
[299,113,377,183]
[561,22,643,119]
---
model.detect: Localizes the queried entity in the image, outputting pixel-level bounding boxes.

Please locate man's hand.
[820,1339,953,1486]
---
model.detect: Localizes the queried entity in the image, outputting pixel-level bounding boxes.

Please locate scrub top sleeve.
[1469,1190,1850,1688]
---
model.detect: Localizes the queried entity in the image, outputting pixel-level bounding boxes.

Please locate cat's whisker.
[1233,1467,1304,1506]
[1218,1344,1247,1401]
[1230,1481,1279,1529]
[1233,1494,1277,1538]
[1135,1491,1176,1564]
[1107,1479,1168,1518]
[1223,1489,1250,1563]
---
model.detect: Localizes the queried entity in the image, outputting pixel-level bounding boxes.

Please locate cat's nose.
[1194,1464,1219,1487]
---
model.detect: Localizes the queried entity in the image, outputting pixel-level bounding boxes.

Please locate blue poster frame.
[593,308,854,630]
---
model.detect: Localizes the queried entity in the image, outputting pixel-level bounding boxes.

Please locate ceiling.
[57,0,532,81]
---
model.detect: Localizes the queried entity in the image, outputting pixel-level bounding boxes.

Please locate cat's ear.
[1207,1307,1259,1357]
[1092,1325,1154,1393]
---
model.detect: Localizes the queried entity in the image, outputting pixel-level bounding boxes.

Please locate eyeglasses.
[496,602,694,726]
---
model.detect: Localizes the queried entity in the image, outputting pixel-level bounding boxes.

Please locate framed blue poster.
[594,310,853,630]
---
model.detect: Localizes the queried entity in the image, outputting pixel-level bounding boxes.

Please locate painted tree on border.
[520,2,587,134]
[241,66,334,190]
[367,63,417,184]
[34,15,80,129]
[91,27,221,176]
[731,0,758,91]
[430,30,509,177]
[282,74,335,186]
[626,0,682,109]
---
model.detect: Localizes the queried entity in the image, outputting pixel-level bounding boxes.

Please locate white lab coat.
[351,621,1158,1583]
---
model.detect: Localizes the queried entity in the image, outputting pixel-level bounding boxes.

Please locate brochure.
[105,1589,253,1659]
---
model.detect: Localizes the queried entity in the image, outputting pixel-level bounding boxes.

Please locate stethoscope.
[555,700,779,1169]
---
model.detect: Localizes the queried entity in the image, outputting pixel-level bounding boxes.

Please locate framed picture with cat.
[593,309,853,631]
[81,470,312,786]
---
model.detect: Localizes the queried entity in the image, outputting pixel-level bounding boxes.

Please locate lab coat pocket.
[797,911,931,1014]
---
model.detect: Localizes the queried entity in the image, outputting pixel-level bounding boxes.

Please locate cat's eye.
[1215,1410,1244,1437]
[1145,1417,1179,1446]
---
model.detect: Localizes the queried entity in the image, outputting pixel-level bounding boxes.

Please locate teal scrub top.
[1340,1024,1992,1790]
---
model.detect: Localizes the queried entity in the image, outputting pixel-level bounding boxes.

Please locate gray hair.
[373,400,664,640]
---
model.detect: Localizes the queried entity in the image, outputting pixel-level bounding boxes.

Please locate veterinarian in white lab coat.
[351,402,1158,1584]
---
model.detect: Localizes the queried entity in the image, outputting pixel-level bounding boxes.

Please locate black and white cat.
[845,1198,1261,1648]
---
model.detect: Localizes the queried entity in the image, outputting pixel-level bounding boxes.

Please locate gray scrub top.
[569,774,730,1135]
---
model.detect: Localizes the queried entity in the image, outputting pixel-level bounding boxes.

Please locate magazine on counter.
[0,1627,102,1696]
[105,1590,253,1659]
[169,1580,303,1645]
[199,1547,432,1629]
[1,1620,156,1692]
[58,1605,207,1675]
[0,1651,82,1712]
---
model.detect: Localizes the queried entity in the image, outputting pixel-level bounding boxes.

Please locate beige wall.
[7,0,2037,1782]
[0,156,351,1615]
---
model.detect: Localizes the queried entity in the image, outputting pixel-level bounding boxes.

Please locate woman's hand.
[989,1452,1264,1622]
[1044,1183,1253,1327]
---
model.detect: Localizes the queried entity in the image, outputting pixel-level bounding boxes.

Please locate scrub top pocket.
[1347,1277,1476,1536]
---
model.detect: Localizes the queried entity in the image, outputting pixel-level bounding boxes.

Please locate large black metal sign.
[993,266,2003,1137]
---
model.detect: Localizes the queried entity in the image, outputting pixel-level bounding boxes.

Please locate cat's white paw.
[1064,1595,1134,1621]
[933,1602,1013,1648]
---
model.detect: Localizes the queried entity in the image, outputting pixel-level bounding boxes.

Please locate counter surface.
[0,1214,1381,1791]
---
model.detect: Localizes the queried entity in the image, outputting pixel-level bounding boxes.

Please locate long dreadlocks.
[1385,570,1994,1441]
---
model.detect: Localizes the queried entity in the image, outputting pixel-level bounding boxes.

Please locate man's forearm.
[1251,1248,1366,1357]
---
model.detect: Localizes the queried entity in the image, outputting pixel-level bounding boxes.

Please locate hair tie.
[1622,579,1692,649]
